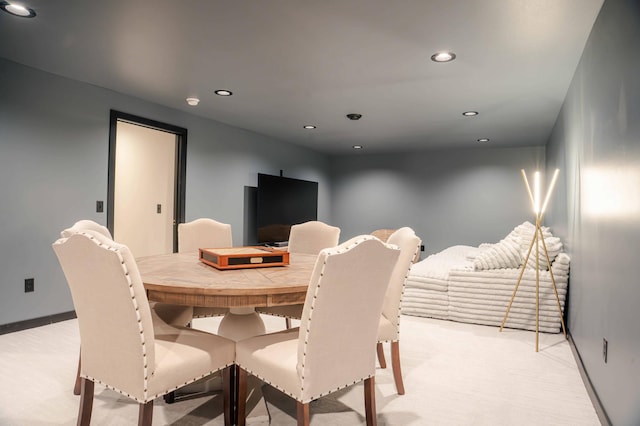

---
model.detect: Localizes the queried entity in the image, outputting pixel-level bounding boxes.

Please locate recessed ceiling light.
[462,111,479,116]
[186,97,200,106]
[431,52,456,63]
[353,145,363,150]
[477,138,490,142]
[1,2,36,17]
[303,125,316,130]
[214,89,233,96]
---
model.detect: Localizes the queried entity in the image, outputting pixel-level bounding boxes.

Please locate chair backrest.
[371,228,396,242]
[297,235,399,402]
[178,218,232,253]
[372,227,421,263]
[382,227,422,336]
[287,220,340,255]
[61,219,112,239]
[53,231,155,400]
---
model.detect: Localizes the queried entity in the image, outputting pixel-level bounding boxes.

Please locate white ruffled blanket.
[402,222,570,333]
[409,245,475,278]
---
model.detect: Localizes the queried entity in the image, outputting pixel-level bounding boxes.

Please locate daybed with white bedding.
[403,222,570,333]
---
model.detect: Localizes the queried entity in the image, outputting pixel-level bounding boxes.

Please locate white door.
[113,121,176,257]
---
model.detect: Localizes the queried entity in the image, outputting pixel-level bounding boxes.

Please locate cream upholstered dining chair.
[286,220,341,254]
[261,226,422,395]
[371,228,396,244]
[178,218,232,319]
[372,228,421,263]
[236,235,400,426]
[375,227,421,395]
[60,220,194,395]
[178,217,233,252]
[53,230,235,426]
[256,220,340,327]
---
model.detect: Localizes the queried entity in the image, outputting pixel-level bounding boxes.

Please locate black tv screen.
[256,173,318,244]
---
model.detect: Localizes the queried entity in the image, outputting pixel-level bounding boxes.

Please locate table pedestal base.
[218,307,267,342]
[216,308,271,424]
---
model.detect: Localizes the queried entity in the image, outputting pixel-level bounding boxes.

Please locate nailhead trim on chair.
[193,313,226,318]
[254,308,302,319]
[379,240,421,344]
[239,236,385,405]
[78,231,151,398]
[238,365,375,405]
[392,241,420,334]
[260,235,377,403]
[82,363,233,403]
[77,231,234,403]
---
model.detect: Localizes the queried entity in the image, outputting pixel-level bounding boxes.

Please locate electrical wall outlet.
[420,244,425,252]
[25,278,34,293]
[96,200,104,212]
[603,338,608,363]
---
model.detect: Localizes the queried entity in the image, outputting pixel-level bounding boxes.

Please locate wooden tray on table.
[198,246,290,270]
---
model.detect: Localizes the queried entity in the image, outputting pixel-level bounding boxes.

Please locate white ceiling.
[0,0,603,154]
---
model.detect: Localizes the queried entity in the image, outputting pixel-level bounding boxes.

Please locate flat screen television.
[256,173,318,244]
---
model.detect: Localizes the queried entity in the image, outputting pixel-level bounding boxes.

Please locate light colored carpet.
[0,315,600,425]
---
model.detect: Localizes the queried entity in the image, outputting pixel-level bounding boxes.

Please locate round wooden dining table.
[137,251,316,340]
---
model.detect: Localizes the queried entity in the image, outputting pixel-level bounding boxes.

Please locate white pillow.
[473,238,522,270]
[523,236,563,270]
[508,222,562,270]
[509,221,552,242]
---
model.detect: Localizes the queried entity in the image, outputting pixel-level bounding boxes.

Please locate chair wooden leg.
[391,341,405,395]
[376,342,387,369]
[364,377,377,426]
[73,349,82,395]
[222,366,232,426]
[237,367,248,426]
[296,401,310,426]
[77,378,94,426]
[137,400,153,426]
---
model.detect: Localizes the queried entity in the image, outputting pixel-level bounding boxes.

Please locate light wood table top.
[137,251,316,309]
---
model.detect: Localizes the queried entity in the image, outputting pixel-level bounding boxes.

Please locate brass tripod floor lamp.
[500,169,567,352]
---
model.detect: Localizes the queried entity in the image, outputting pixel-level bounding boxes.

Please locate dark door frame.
[107,110,187,253]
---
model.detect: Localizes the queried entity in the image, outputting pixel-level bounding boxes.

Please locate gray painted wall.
[546,1,640,424]
[0,58,330,325]
[0,55,550,327]
[330,146,546,256]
